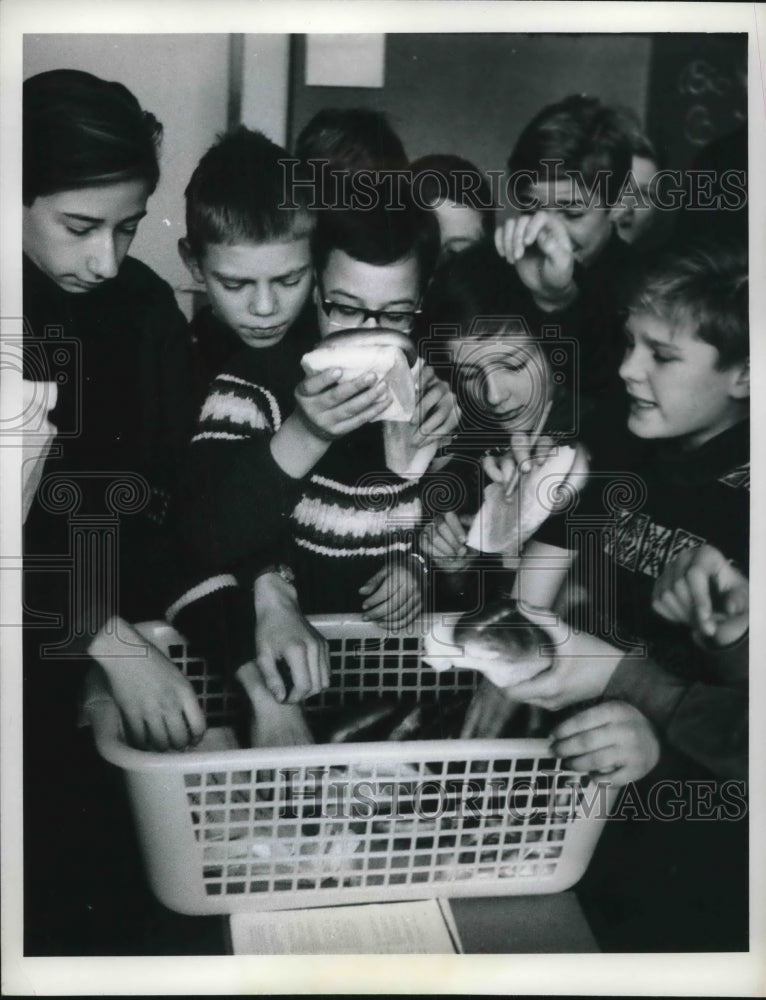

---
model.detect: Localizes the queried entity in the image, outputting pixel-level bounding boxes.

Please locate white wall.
[241,34,290,146]
[23,34,230,313]
[290,34,653,187]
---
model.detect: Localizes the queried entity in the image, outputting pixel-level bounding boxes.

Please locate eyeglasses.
[317,281,421,333]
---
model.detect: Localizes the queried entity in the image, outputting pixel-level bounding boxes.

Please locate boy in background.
[609,107,662,250]
[494,94,639,404]
[294,106,408,171]
[293,106,408,211]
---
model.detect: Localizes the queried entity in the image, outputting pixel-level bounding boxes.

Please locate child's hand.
[89,618,206,751]
[481,434,557,495]
[236,661,315,747]
[411,365,460,447]
[550,701,660,786]
[652,544,749,648]
[294,368,392,441]
[420,511,473,572]
[497,604,623,710]
[460,677,523,738]
[254,571,330,703]
[495,212,577,310]
[359,557,423,629]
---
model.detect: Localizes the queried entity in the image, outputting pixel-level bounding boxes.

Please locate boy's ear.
[729,358,750,399]
[178,238,204,285]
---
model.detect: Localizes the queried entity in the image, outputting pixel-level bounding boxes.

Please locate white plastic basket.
[84,616,616,916]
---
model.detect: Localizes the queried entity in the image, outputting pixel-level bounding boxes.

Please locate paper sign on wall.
[305,34,385,88]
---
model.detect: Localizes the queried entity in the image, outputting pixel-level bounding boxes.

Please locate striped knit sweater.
[169,308,424,672]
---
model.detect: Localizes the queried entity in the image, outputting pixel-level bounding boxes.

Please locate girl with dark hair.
[23,68,162,204]
[22,70,206,955]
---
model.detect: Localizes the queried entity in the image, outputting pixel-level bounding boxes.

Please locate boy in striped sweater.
[169,127,456,744]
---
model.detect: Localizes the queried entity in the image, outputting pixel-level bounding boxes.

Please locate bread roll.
[301,328,418,422]
[453,599,552,664]
[422,598,554,688]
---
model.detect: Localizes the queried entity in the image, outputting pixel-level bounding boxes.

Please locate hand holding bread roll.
[294,367,393,442]
[301,329,448,477]
[301,329,418,423]
[422,597,554,688]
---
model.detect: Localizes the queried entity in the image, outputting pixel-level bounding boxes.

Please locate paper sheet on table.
[466,445,578,554]
[229,898,462,954]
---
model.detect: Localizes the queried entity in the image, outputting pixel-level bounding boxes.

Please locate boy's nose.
[87,234,119,281]
[618,347,641,383]
[249,283,277,316]
[360,313,379,329]
[485,370,509,406]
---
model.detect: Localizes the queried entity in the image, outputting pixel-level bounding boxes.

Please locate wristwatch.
[407,550,429,578]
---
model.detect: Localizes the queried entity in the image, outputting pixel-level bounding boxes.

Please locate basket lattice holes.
[172,628,593,902]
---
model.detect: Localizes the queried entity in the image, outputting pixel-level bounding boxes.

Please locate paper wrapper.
[381,356,440,478]
[465,445,578,557]
[22,380,58,523]
[382,420,440,480]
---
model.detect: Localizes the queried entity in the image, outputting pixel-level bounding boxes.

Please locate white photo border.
[2,1,764,995]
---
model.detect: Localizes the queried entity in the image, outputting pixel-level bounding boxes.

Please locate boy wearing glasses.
[170,127,455,745]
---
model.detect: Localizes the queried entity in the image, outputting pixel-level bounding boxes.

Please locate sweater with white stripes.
[170,306,423,673]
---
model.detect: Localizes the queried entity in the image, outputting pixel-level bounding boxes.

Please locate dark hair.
[611,106,658,164]
[312,189,440,294]
[294,108,408,211]
[410,154,496,239]
[23,69,162,206]
[508,94,633,207]
[295,107,408,172]
[184,126,314,257]
[421,243,520,334]
[421,244,572,433]
[625,242,749,369]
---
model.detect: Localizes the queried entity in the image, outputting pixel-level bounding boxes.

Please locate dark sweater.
[534,419,749,778]
[23,253,198,657]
